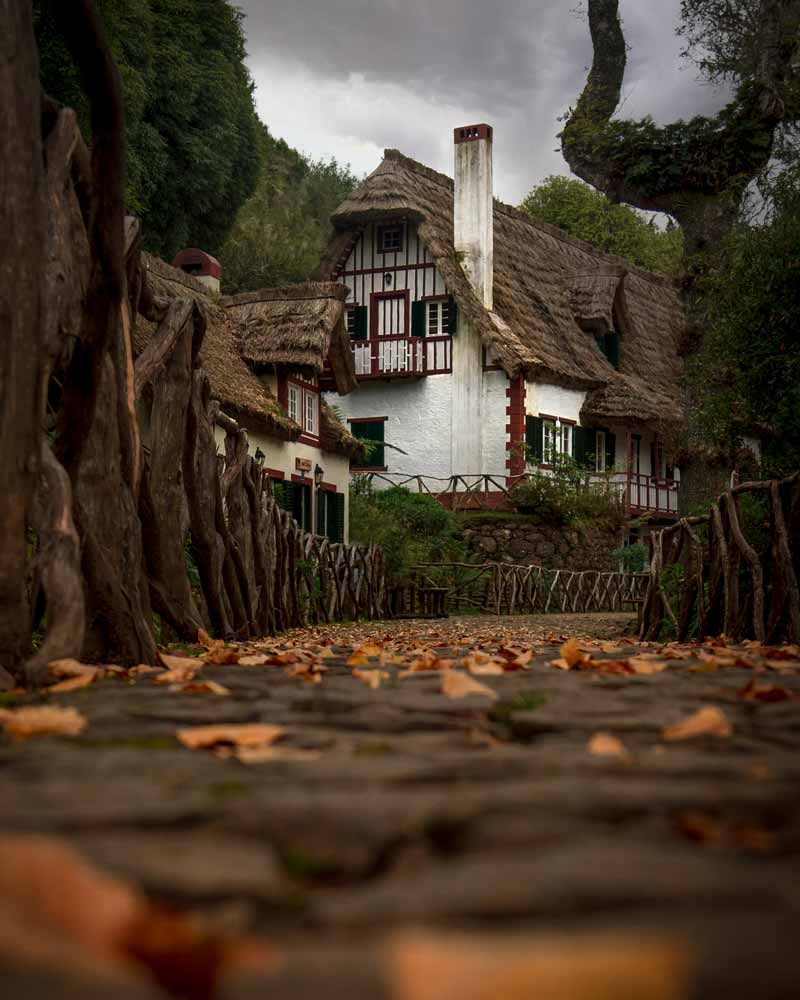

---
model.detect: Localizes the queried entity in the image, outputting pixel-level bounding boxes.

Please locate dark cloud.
[238,0,732,203]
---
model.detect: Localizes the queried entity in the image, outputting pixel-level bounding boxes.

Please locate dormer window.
[427,299,450,336]
[595,331,620,368]
[377,223,403,254]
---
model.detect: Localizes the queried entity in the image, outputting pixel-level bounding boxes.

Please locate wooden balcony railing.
[352,335,452,379]
[625,472,679,516]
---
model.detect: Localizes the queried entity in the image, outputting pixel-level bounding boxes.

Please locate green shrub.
[349,479,467,582]
[612,542,648,573]
[509,455,626,528]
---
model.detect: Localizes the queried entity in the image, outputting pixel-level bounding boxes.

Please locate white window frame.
[541,417,574,466]
[303,389,318,437]
[560,423,573,458]
[287,384,300,425]
[426,299,449,337]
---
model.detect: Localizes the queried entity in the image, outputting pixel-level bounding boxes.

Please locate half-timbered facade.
[319,125,686,523]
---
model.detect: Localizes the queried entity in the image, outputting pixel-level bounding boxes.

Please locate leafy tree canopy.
[519,175,683,275]
[688,166,800,475]
[218,126,359,293]
[34,0,262,260]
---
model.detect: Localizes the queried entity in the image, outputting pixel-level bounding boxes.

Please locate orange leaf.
[663,706,732,741]
[153,661,199,684]
[628,656,671,675]
[202,646,240,665]
[441,671,497,700]
[387,929,689,1000]
[0,705,87,741]
[463,655,504,675]
[235,745,321,764]
[197,627,215,649]
[352,668,390,689]
[170,680,231,696]
[346,651,370,666]
[737,678,793,703]
[560,638,587,668]
[176,723,284,750]
[587,732,629,758]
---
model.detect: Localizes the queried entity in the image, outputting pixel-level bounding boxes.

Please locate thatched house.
[317,125,685,521]
[141,256,363,541]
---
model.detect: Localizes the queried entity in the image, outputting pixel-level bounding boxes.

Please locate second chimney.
[453,124,493,310]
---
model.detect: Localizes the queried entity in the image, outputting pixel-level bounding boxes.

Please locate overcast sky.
[237,0,729,205]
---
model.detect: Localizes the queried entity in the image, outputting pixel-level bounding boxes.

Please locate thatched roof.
[321,149,685,430]
[223,283,357,395]
[141,256,298,441]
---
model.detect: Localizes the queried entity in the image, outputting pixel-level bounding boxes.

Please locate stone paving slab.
[2,612,800,997]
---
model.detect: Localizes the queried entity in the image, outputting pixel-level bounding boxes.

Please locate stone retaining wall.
[458,514,622,573]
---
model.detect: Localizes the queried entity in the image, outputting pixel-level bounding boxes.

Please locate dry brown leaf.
[587,732,629,758]
[463,655,504,675]
[0,705,88,741]
[737,678,793,703]
[663,706,732,741]
[441,671,497,700]
[549,657,571,670]
[170,680,231,696]
[628,656,671,675]
[159,652,201,671]
[346,651,370,666]
[129,664,162,676]
[236,654,270,666]
[235,746,322,764]
[197,627,215,649]
[176,723,285,750]
[285,662,326,683]
[153,661,199,684]
[387,929,690,1000]
[0,834,276,992]
[352,668,390,689]
[202,646,240,665]
[560,638,588,668]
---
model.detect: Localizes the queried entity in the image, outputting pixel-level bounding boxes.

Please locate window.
[304,390,318,436]
[350,419,386,470]
[631,434,641,475]
[292,481,312,532]
[287,384,300,424]
[374,292,407,337]
[377,224,403,254]
[559,422,573,458]
[596,331,620,368]
[542,420,558,465]
[287,381,318,438]
[427,300,450,336]
[346,305,368,340]
[526,415,577,466]
[346,308,356,335]
[315,489,346,542]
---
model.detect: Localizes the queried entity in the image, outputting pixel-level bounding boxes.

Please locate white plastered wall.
[525,382,587,424]
[482,368,510,475]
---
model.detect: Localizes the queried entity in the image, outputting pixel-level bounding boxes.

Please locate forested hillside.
[217,127,359,294]
[34,0,356,286]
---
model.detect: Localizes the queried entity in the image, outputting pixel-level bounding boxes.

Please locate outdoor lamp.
[314,464,324,488]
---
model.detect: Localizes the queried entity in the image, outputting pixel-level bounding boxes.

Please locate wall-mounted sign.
[295,457,312,473]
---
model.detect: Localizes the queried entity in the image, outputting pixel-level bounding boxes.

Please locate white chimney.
[453,124,493,310]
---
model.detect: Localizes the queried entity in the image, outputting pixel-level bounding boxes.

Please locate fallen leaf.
[197,627,215,649]
[549,657,571,671]
[352,668,390,689]
[581,657,635,675]
[628,656,670,675]
[235,746,321,764]
[129,664,163,676]
[170,680,231,696]
[463,655,504,675]
[441,671,497,700]
[0,705,88,741]
[159,652,201,672]
[0,834,277,994]
[737,678,793,703]
[663,706,732,741]
[202,646,240,665]
[153,661,199,684]
[387,929,690,1000]
[237,654,270,666]
[560,638,589,668]
[587,732,629,758]
[675,809,722,844]
[285,662,326,683]
[176,723,285,750]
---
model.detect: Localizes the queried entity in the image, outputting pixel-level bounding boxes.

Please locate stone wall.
[457,514,622,573]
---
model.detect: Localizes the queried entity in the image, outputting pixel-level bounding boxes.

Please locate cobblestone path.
[2,612,799,998]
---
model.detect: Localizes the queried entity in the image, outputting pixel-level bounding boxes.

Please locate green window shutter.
[351,420,385,469]
[605,430,616,471]
[273,479,294,514]
[447,297,458,336]
[605,332,620,368]
[573,426,596,469]
[334,493,345,543]
[411,300,426,338]
[525,415,543,463]
[315,490,326,535]
[352,305,368,340]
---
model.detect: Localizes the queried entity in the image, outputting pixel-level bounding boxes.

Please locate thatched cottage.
[317,125,685,521]
[141,256,363,541]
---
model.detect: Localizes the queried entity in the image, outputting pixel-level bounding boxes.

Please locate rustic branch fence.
[639,475,800,643]
[414,561,649,617]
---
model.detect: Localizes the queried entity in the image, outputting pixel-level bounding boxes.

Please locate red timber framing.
[335,220,453,380]
[505,375,526,481]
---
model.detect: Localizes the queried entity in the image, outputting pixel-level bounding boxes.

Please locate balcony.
[352,335,452,379]
[624,472,679,517]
